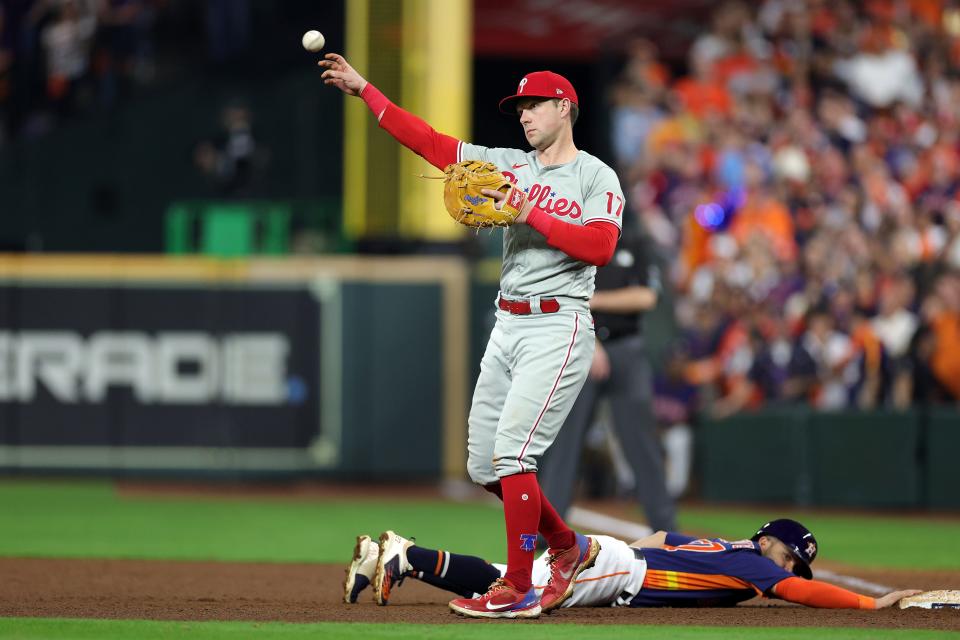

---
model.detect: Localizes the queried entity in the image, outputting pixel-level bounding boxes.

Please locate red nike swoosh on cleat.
[512,163,528,169]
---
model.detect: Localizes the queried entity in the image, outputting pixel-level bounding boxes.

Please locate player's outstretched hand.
[876,589,923,609]
[319,53,367,96]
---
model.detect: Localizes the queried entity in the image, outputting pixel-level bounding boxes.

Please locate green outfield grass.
[1,479,958,570]
[1,619,957,640]
[677,508,960,570]
[0,480,507,562]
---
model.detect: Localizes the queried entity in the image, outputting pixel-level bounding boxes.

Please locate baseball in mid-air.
[302,30,325,52]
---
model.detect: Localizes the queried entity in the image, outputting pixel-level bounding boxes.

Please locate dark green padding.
[926,408,960,509]
[339,283,443,478]
[808,411,920,507]
[700,410,924,507]
[698,409,811,504]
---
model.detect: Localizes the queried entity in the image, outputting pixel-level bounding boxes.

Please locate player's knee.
[467,455,497,486]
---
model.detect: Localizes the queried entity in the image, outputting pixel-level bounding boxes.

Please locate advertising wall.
[0,285,320,449]
[0,256,469,478]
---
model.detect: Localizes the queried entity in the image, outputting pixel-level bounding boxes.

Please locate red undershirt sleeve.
[359,80,619,262]
[525,207,619,266]
[360,82,460,170]
[773,577,876,609]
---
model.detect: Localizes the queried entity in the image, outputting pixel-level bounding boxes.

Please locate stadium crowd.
[0,0,254,146]
[3,0,957,414]
[0,0,162,144]
[610,0,960,422]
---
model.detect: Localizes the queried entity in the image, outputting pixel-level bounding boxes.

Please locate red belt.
[498,295,560,315]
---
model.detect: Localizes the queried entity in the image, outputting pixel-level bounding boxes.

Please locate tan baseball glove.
[442,160,527,228]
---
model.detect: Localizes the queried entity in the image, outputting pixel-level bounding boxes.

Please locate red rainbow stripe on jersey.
[642,569,759,594]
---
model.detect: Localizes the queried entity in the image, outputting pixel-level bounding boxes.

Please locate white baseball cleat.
[343,534,380,604]
[373,530,415,605]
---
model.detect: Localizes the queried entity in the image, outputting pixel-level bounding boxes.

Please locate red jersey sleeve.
[525,207,619,266]
[360,83,460,170]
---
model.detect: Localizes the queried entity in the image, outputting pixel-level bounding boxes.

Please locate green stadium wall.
[699,409,956,510]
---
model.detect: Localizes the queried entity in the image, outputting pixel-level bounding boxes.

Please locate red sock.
[538,486,575,550]
[500,472,541,593]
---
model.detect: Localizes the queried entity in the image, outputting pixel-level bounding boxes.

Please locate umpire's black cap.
[752,519,818,579]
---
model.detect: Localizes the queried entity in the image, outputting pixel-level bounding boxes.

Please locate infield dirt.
[2,557,959,630]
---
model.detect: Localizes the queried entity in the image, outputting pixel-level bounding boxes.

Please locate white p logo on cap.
[518,78,528,93]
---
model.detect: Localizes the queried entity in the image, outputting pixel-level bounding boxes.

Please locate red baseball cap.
[499,71,579,114]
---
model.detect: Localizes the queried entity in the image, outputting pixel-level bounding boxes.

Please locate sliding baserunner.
[344,519,919,614]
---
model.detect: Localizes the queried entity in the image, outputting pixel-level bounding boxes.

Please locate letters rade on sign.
[0,331,290,405]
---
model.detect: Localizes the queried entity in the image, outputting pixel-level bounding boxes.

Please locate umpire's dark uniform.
[538,234,677,532]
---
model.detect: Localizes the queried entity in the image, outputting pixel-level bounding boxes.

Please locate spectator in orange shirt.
[623,38,670,95]
[927,273,960,400]
[729,161,798,262]
[673,55,732,119]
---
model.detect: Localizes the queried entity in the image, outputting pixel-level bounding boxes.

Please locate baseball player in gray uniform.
[321,53,625,619]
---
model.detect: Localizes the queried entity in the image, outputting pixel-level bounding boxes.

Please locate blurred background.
[0,0,958,514]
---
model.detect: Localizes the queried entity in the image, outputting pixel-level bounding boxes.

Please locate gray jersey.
[458,143,625,300]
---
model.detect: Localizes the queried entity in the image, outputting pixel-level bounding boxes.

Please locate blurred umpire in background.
[538,226,678,532]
